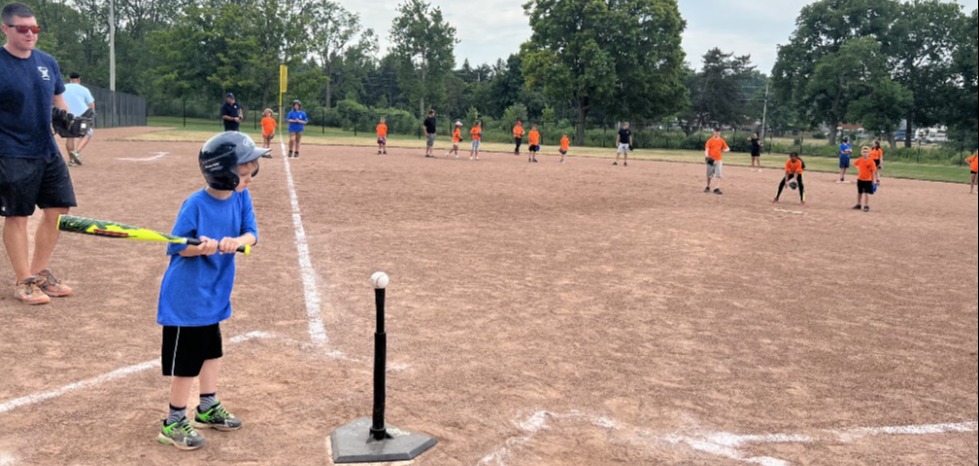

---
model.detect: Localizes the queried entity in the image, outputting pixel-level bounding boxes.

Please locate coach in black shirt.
[221,93,242,132]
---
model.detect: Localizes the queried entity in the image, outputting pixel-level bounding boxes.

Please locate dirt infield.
[1,128,976,465]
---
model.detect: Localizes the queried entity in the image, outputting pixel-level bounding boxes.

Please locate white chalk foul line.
[281,148,329,347]
[481,411,978,466]
[116,151,169,162]
[478,411,618,466]
[0,331,274,416]
[0,453,16,466]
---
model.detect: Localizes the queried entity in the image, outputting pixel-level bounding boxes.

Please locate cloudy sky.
[349,0,978,75]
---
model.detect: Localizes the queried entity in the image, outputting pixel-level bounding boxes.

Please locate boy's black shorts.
[857,180,875,195]
[0,154,77,217]
[162,324,224,377]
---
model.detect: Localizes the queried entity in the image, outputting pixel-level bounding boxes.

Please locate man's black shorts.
[0,154,77,217]
[857,180,875,195]
[162,324,224,377]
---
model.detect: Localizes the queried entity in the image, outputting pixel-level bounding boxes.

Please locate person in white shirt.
[62,71,95,166]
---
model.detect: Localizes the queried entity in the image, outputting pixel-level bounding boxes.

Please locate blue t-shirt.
[0,49,65,158]
[63,83,95,116]
[157,189,258,327]
[839,143,852,158]
[287,110,308,133]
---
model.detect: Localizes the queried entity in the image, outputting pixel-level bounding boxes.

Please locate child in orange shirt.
[260,109,276,152]
[967,150,978,194]
[559,134,571,164]
[469,122,482,161]
[446,121,463,159]
[853,146,877,212]
[870,140,884,186]
[513,121,525,156]
[528,124,541,163]
[376,118,388,155]
[773,152,806,206]
[704,128,730,195]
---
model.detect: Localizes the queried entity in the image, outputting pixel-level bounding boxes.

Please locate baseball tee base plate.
[331,418,437,463]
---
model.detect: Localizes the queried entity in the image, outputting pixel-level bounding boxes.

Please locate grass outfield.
[139,117,972,184]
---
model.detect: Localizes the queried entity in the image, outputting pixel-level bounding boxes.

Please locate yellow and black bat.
[57,215,250,255]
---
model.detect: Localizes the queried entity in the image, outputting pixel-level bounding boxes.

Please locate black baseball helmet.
[199,132,269,190]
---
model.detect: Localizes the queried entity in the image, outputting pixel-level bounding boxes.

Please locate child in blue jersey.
[156,132,267,451]
[286,100,308,158]
[838,137,853,183]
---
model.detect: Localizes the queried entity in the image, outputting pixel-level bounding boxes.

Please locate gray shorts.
[617,143,630,154]
[426,133,436,148]
[707,161,723,178]
[471,140,481,152]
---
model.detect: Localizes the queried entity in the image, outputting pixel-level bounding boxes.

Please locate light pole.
[108,0,116,91]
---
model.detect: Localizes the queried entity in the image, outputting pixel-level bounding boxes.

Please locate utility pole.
[108,0,116,91]
[760,81,770,141]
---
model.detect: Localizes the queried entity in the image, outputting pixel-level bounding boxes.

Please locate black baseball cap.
[226,92,235,98]
[69,72,81,79]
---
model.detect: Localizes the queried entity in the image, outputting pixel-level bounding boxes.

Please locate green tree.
[310,0,377,109]
[390,0,458,118]
[948,9,978,146]
[890,0,968,147]
[685,49,756,131]
[522,0,687,145]
[772,0,899,145]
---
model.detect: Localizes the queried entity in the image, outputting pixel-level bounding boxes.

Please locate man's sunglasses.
[6,24,42,34]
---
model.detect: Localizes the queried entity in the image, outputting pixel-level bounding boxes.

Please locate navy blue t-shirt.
[222,101,242,131]
[0,49,65,158]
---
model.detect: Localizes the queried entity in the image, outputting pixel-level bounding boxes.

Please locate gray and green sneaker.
[158,417,205,451]
[193,402,242,432]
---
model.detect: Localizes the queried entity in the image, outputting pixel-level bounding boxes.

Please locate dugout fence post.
[330,273,437,463]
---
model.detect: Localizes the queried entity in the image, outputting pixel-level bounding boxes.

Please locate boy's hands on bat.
[197,236,220,256]
[218,237,243,255]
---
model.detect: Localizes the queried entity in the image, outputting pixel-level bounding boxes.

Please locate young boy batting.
[156,132,265,451]
[705,128,730,194]
[528,124,541,163]
[559,133,570,164]
[773,152,806,206]
[376,118,388,155]
[260,109,276,152]
[447,121,463,159]
[853,146,877,212]
[470,121,482,161]
[967,150,978,194]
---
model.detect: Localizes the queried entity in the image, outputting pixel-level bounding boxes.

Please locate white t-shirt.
[63,83,95,116]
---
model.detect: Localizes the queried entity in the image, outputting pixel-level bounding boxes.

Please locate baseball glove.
[705,157,715,166]
[789,181,799,190]
[52,108,95,138]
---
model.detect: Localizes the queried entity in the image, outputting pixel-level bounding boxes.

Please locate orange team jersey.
[470,127,482,141]
[376,124,388,138]
[870,148,883,161]
[785,159,804,174]
[706,137,729,161]
[967,155,978,172]
[261,117,276,136]
[513,125,525,138]
[560,137,570,151]
[854,158,877,181]
[452,128,462,143]
[529,130,540,146]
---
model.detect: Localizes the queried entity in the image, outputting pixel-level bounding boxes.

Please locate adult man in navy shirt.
[0,2,77,305]
[221,93,242,132]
